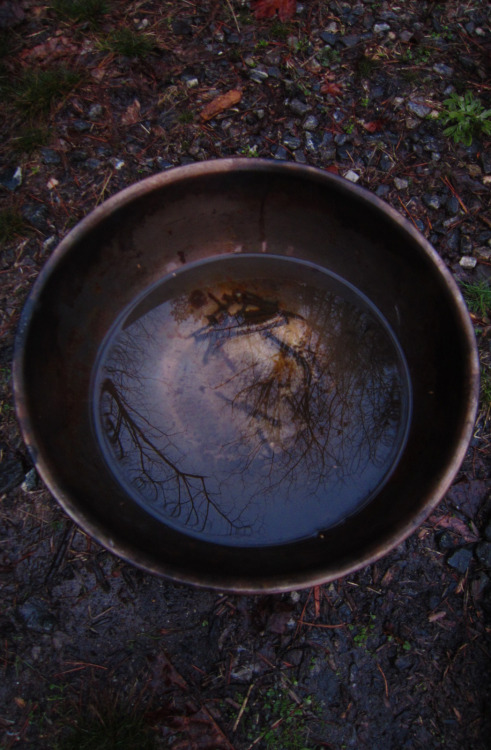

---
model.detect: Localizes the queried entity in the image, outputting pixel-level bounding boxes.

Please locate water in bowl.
[92,255,411,546]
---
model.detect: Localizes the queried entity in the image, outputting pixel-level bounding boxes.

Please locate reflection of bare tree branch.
[199,287,404,495]
[100,378,249,534]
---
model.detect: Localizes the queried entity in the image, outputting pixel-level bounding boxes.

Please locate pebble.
[283,134,302,150]
[303,115,318,131]
[373,23,390,34]
[475,542,491,570]
[433,63,454,77]
[21,468,38,493]
[459,256,477,269]
[19,599,57,633]
[394,177,408,190]
[423,194,441,210]
[249,69,268,82]
[41,148,61,165]
[446,196,459,215]
[320,31,337,45]
[0,166,22,191]
[290,98,311,116]
[22,203,49,231]
[344,170,360,183]
[407,101,432,118]
[447,547,473,573]
[376,185,389,198]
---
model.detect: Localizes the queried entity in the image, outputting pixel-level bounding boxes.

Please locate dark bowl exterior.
[13,159,479,592]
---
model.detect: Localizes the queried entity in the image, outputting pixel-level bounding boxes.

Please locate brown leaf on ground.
[121,99,141,126]
[431,513,479,542]
[20,35,79,62]
[253,0,296,22]
[147,652,234,749]
[362,119,386,133]
[321,80,343,98]
[200,89,242,121]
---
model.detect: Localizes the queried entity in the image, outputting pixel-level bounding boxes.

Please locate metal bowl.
[14,159,479,592]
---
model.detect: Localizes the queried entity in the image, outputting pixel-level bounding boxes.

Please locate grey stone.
[341,35,361,48]
[481,151,491,174]
[267,66,281,78]
[423,194,441,210]
[294,150,307,164]
[447,548,473,573]
[283,134,302,150]
[459,256,477,269]
[476,542,491,569]
[446,196,459,215]
[376,185,389,198]
[400,30,413,43]
[249,69,269,83]
[334,133,348,146]
[373,23,390,34]
[289,98,311,116]
[85,158,102,169]
[21,468,39,493]
[272,145,288,160]
[0,457,24,493]
[19,599,57,633]
[41,147,61,165]
[447,229,460,252]
[303,115,318,131]
[22,203,49,231]
[0,166,22,191]
[379,154,393,172]
[320,31,337,45]
[433,63,454,77]
[407,100,431,118]
[394,177,409,190]
[72,119,90,132]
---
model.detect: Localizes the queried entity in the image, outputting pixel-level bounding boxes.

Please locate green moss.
[0,210,28,244]
[98,28,156,59]
[9,67,81,118]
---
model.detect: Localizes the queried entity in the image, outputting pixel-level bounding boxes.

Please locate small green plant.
[52,691,157,750]
[10,67,81,118]
[177,110,194,124]
[98,28,156,59]
[51,0,108,24]
[461,278,491,319]
[0,209,28,244]
[440,91,491,146]
[12,127,49,153]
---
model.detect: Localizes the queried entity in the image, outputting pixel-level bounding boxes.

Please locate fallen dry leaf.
[200,89,242,121]
[321,80,343,98]
[253,0,296,21]
[121,99,141,126]
[431,513,479,542]
[362,119,386,133]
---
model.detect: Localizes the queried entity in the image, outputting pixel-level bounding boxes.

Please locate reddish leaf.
[320,81,343,98]
[253,0,296,22]
[432,514,479,543]
[200,89,242,121]
[362,119,385,133]
[121,99,141,126]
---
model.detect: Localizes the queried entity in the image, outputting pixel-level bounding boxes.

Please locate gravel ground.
[0,1,490,748]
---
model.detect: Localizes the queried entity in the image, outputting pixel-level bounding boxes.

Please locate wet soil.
[0,2,490,748]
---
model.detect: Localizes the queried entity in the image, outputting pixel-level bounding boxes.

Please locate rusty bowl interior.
[14,159,479,592]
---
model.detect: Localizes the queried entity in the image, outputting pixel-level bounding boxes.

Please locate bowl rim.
[13,158,480,593]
